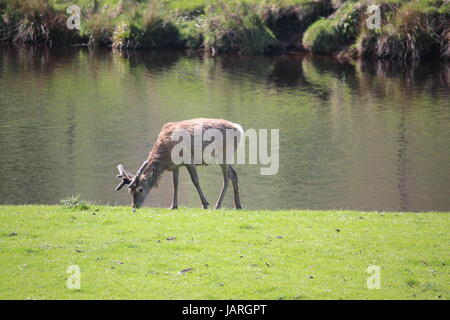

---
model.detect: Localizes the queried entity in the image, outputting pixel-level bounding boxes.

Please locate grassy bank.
[303,0,450,60]
[0,204,448,299]
[1,0,449,59]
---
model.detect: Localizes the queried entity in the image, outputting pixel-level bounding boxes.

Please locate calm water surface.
[0,45,449,211]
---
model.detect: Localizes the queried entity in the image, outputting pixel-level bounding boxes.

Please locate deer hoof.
[235,205,242,209]
[170,206,178,210]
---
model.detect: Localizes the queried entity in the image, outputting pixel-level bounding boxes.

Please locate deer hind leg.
[170,168,179,209]
[186,164,209,209]
[214,164,229,209]
[228,165,242,209]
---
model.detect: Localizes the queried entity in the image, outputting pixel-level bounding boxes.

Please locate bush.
[84,12,115,46]
[112,18,180,49]
[139,18,180,48]
[203,1,277,54]
[0,1,11,41]
[356,1,447,60]
[175,14,204,49]
[261,0,333,46]
[112,1,181,50]
[2,0,75,44]
[302,18,341,54]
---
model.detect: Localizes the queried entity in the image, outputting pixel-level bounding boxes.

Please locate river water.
[0,45,449,211]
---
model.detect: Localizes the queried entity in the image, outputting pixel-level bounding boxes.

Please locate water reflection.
[0,45,449,211]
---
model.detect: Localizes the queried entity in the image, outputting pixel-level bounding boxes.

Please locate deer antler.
[115,164,132,191]
[128,161,149,190]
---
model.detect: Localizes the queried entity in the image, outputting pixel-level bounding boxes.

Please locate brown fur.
[144,118,240,183]
[119,118,243,209]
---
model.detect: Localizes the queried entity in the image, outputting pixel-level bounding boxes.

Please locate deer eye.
[137,186,143,193]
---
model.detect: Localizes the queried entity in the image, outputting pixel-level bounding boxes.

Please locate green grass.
[0,205,448,299]
[3,0,448,58]
[302,18,342,54]
[1,0,328,53]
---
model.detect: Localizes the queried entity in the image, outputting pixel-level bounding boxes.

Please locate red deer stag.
[115,118,243,210]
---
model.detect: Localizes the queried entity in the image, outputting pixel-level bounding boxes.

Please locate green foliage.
[302,1,362,55]
[160,0,206,13]
[111,1,181,49]
[60,195,90,210]
[0,1,11,40]
[0,205,448,299]
[356,0,449,60]
[203,1,277,54]
[139,19,180,48]
[83,13,115,46]
[302,18,341,54]
[1,0,449,58]
[174,13,205,48]
[260,0,332,43]
[1,0,75,44]
[334,1,361,43]
[300,0,450,59]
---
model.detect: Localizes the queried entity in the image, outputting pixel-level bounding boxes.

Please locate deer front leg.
[214,164,229,209]
[228,165,242,209]
[186,164,209,209]
[171,168,179,209]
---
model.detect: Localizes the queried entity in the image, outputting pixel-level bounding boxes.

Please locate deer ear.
[149,167,156,178]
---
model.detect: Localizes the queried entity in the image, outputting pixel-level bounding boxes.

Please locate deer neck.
[143,160,163,189]
[144,141,171,188]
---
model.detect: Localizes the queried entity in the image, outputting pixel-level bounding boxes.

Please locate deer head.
[116,161,151,209]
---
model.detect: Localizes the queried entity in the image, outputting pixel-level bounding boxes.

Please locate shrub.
[261,0,333,44]
[84,12,115,46]
[139,18,180,48]
[175,13,205,49]
[334,1,361,43]
[441,26,450,59]
[113,19,180,49]
[302,18,341,54]
[3,0,74,44]
[356,1,446,60]
[0,1,11,40]
[112,1,181,49]
[203,1,277,54]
